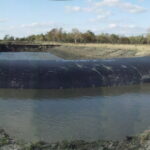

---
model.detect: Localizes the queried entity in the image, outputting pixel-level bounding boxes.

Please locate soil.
[0,129,150,150]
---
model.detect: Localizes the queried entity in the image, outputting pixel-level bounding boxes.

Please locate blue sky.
[0,0,149,38]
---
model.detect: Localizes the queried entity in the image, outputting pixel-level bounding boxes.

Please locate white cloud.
[65,0,146,28]
[120,2,146,13]
[66,0,146,14]
[109,23,118,28]
[0,21,58,38]
[94,0,146,13]
[0,19,7,23]
[105,23,146,35]
[108,23,136,29]
[89,11,111,22]
[65,6,82,12]
[65,6,94,13]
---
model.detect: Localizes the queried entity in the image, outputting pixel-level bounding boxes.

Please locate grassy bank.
[48,43,150,60]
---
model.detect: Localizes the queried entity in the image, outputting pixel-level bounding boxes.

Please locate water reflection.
[0,84,150,142]
[0,84,150,99]
[0,52,62,60]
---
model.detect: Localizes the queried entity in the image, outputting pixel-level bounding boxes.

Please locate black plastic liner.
[0,57,150,89]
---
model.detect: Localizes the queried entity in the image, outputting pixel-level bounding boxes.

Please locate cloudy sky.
[0,0,149,38]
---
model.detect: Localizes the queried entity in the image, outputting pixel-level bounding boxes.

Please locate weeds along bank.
[0,129,150,150]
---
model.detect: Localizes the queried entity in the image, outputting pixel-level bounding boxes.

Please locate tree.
[110,34,119,44]
[146,34,150,44]
[71,28,82,43]
[3,35,15,41]
[45,28,64,42]
[97,34,111,43]
[119,37,130,44]
[82,30,96,43]
[12,27,150,45]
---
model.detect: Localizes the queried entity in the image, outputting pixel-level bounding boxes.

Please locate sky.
[0,0,149,38]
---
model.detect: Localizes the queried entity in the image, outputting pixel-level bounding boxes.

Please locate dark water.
[0,52,62,60]
[0,84,150,142]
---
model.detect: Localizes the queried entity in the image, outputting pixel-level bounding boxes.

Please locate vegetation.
[1,28,150,60]
[0,129,150,150]
[1,42,150,59]
[46,43,150,59]
[2,28,150,45]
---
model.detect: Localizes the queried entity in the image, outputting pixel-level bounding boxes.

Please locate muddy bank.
[1,129,150,150]
[0,43,60,52]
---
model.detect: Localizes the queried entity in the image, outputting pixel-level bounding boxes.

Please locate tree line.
[2,28,150,44]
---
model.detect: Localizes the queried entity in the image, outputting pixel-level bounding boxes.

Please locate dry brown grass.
[48,43,150,59]
[2,41,150,59]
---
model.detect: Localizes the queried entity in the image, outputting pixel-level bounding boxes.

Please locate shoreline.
[0,129,150,150]
[1,43,150,60]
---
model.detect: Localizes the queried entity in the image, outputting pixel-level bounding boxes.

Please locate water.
[0,52,62,60]
[0,52,149,142]
[0,84,150,142]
